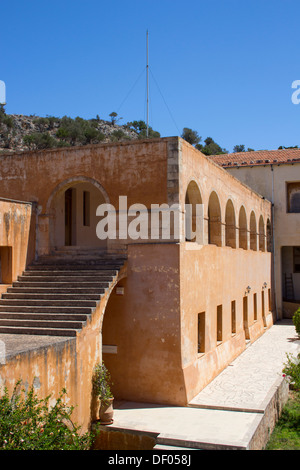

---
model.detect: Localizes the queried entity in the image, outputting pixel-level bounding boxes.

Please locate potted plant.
[92,362,114,425]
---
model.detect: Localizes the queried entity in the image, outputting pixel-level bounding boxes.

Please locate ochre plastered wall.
[0,138,274,427]
[180,243,272,402]
[102,240,272,407]
[0,263,127,431]
[0,140,171,254]
[102,243,186,406]
[0,198,33,293]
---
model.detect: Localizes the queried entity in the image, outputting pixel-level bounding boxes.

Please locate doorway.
[65,188,76,246]
[49,179,108,250]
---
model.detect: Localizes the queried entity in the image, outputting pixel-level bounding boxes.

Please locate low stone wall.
[248,376,289,450]
[92,426,157,450]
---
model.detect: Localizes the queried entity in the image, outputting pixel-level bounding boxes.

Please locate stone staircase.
[0,249,126,337]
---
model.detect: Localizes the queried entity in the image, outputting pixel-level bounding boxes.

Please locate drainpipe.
[271,165,278,320]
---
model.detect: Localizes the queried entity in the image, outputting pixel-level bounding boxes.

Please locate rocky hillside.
[0,108,160,154]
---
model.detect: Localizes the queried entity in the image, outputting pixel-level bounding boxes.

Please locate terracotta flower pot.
[99,397,114,425]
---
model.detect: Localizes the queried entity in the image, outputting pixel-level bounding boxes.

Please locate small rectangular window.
[287,182,300,213]
[262,290,265,318]
[83,191,90,227]
[243,296,250,339]
[217,305,222,342]
[231,301,236,334]
[198,312,205,354]
[253,293,257,321]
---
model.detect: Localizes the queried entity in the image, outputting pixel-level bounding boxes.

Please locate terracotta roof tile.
[209,148,300,168]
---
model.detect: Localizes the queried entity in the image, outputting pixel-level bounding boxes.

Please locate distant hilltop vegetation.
[1,105,298,156]
[0,106,160,154]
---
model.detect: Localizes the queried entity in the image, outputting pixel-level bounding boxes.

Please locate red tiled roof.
[209,148,300,168]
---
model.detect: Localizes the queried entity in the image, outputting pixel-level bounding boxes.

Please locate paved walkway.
[110,320,300,450]
[189,320,299,413]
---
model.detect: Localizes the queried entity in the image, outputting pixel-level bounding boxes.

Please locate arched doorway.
[225,199,236,248]
[259,215,265,252]
[185,180,203,243]
[250,211,257,251]
[208,191,222,247]
[47,177,109,251]
[238,206,248,250]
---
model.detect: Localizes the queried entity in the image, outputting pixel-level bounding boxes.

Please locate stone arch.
[185,180,203,243]
[238,206,248,250]
[208,191,222,247]
[225,199,236,248]
[259,215,265,252]
[250,211,257,251]
[46,176,110,213]
[47,176,110,250]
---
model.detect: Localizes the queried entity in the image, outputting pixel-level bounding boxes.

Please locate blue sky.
[1,0,300,152]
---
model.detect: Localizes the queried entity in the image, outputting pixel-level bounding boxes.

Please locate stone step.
[23,266,119,276]
[12,281,111,288]
[0,299,98,307]
[18,275,114,282]
[30,262,124,268]
[46,250,127,259]
[33,255,126,263]
[23,269,117,275]
[0,312,90,321]
[0,253,124,337]
[31,255,126,266]
[0,294,99,307]
[0,305,93,313]
[153,444,199,450]
[7,287,107,294]
[2,293,102,301]
[0,318,85,329]
[0,326,77,337]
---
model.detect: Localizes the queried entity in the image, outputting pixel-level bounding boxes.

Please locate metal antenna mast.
[146,30,149,137]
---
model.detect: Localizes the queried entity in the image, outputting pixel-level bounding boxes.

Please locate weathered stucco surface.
[0,138,274,430]
[0,198,33,293]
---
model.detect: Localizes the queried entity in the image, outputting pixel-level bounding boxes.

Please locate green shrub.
[23,132,59,150]
[0,382,94,450]
[0,105,14,129]
[110,129,128,141]
[92,363,113,406]
[127,120,160,139]
[55,116,105,146]
[293,308,300,336]
[283,353,300,392]
[33,116,60,130]
[265,395,300,449]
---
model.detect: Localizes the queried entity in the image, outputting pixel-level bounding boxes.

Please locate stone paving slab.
[189,321,300,412]
[111,401,262,450]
